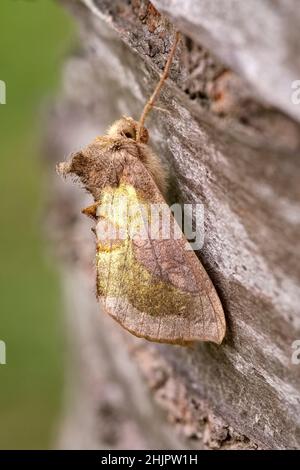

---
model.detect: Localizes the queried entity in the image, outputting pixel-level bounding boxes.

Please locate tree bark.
[45,0,300,449]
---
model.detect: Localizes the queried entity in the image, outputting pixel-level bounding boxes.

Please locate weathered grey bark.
[152,0,300,122]
[45,0,300,449]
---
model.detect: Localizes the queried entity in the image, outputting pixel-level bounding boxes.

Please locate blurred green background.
[0,0,74,449]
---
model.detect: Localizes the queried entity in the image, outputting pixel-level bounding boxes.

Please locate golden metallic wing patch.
[95,182,226,345]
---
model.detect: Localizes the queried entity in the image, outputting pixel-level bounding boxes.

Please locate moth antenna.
[136,31,180,142]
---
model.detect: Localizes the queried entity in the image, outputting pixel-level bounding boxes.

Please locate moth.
[57,33,226,345]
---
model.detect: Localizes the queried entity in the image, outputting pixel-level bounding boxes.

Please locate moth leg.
[152,105,170,114]
[81,202,100,220]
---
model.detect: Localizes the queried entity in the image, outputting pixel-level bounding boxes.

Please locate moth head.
[56,140,127,200]
[56,146,109,200]
[56,117,150,199]
[107,116,149,144]
[56,151,87,181]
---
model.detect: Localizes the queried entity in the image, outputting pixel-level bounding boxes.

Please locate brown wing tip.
[212,321,226,345]
[102,298,226,346]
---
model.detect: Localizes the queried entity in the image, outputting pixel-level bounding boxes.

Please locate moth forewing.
[90,139,225,344]
[57,119,226,345]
